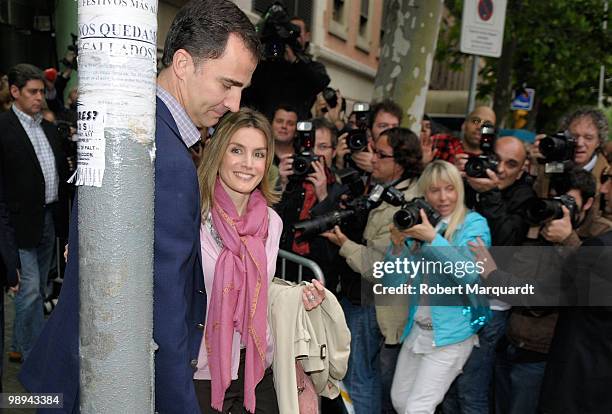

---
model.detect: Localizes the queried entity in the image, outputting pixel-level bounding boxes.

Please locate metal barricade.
[277,249,325,284]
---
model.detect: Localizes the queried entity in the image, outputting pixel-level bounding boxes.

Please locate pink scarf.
[206,178,269,413]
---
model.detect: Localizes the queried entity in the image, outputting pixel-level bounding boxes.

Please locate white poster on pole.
[460,0,507,58]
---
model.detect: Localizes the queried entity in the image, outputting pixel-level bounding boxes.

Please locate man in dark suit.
[0,63,69,363]
[19,1,259,412]
[539,166,612,414]
[0,171,20,392]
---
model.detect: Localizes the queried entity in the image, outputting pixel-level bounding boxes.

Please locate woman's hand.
[468,237,497,279]
[402,209,437,243]
[321,225,349,247]
[302,279,326,311]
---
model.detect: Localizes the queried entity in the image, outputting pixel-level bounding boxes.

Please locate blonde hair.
[198,108,280,216]
[417,160,467,241]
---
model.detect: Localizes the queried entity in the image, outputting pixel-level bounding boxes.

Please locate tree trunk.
[492,36,516,128]
[373,0,445,133]
[76,1,157,412]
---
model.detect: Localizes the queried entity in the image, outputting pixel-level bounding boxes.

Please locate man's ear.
[9,84,20,100]
[583,196,594,212]
[172,49,193,80]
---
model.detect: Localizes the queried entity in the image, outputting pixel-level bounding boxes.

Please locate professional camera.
[336,167,366,200]
[465,122,499,178]
[292,183,400,240]
[258,2,307,62]
[292,121,319,177]
[537,131,576,173]
[525,194,579,227]
[345,102,370,152]
[393,197,442,231]
[56,120,75,141]
[321,87,346,114]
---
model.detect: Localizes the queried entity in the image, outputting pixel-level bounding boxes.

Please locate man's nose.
[224,89,241,113]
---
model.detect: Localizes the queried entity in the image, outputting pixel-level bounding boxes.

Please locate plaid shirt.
[156,85,200,148]
[12,105,59,204]
[431,133,465,164]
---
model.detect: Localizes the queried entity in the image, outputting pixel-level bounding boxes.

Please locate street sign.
[460,0,508,58]
[510,88,535,111]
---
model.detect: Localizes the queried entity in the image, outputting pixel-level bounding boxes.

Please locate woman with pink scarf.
[193,108,325,413]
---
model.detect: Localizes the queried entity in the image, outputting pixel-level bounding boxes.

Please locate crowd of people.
[0,0,611,413]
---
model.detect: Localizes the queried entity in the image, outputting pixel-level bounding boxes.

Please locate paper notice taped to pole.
[69,103,106,187]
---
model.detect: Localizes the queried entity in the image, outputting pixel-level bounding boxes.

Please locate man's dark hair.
[551,168,596,205]
[290,16,308,32]
[311,117,337,147]
[381,127,422,178]
[8,64,44,91]
[272,103,299,119]
[560,106,609,145]
[369,99,403,127]
[161,0,261,68]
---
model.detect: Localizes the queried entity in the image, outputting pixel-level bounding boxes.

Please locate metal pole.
[598,0,608,108]
[76,1,157,412]
[467,54,479,115]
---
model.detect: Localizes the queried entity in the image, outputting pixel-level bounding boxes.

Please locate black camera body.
[465,122,499,178]
[321,87,346,114]
[393,197,442,231]
[56,120,75,141]
[258,2,306,62]
[525,194,579,227]
[292,121,319,177]
[539,131,576,163]
[345,102,371,153]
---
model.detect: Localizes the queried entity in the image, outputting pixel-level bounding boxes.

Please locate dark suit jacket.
[0,109,69,248]
[539,231,612,414]
[0,171,19,287]
[19,98,206,413]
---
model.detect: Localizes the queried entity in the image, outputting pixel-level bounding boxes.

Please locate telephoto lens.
[538,131,576,162]
[525,194,578,225]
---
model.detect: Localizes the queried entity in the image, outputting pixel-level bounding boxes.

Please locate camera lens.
[393,208,420,230]
[293,156,310,176]
[465,157,486,178]
[525,199,564,224]
[347,130,367,151]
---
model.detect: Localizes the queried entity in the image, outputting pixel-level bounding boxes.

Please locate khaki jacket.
[339,178,419,344]
[268,278,351,414]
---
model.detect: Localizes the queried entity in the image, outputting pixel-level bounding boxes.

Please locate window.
[356,0,373,52]
[329,0,350,40]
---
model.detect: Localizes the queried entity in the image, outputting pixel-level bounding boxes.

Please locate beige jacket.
[339,178,419,344]
[268,278,351,414]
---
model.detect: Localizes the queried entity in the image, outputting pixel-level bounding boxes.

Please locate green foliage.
[439,0,611,131]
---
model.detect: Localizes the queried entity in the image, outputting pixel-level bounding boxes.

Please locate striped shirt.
[156,85,201,148]
[12,105,59,204]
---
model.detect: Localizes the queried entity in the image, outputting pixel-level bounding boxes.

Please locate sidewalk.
[3,294,35,414]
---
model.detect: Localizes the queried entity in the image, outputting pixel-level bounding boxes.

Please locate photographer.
[471,169,611,414]
[443,136,537,413]
[335,99,403,174]
[323,127,422,414]
[274,117,344,283]
[539,166,612,414]
[531,107,610,242]
[454,106,497,173]
[242,5,330,119]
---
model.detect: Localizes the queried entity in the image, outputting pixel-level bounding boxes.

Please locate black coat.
[0,109,69,248]
[538,231,612,414]
[242,57,330,120]
[468,176,536,246]
[0,173,18,288]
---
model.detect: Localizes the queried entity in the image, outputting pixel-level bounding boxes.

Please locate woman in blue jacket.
[383,160,491,414]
